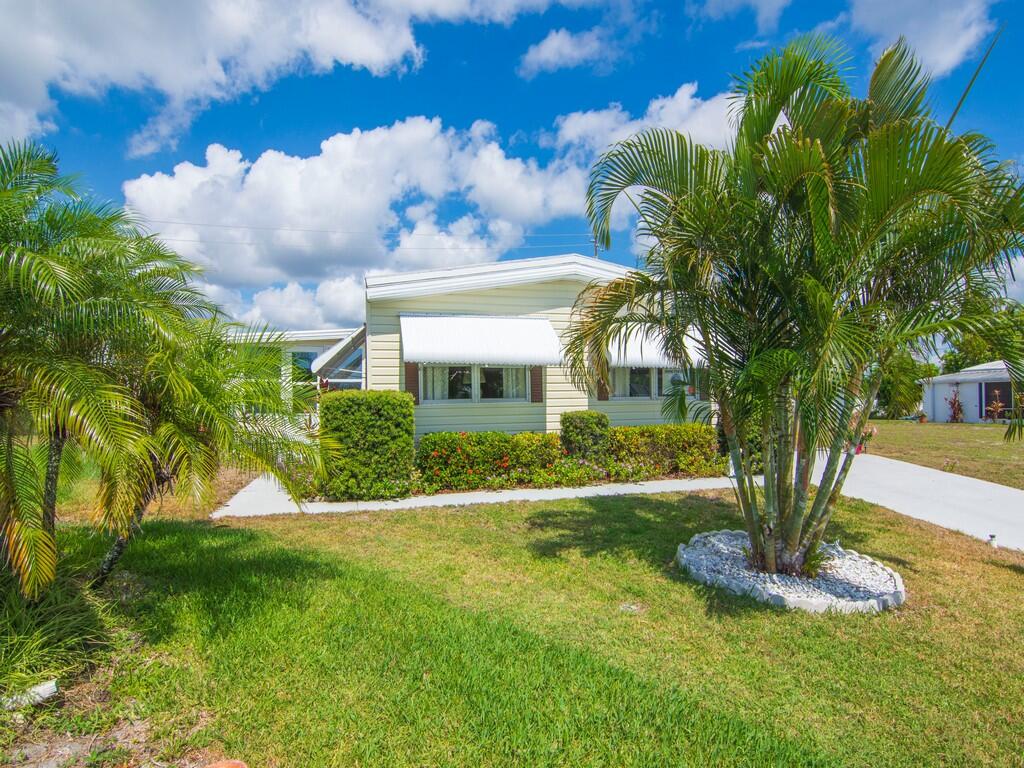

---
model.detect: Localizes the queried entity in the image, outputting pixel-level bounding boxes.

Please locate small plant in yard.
[946,387,964,423]
[854,425,878,454]
[985,388,1006,422]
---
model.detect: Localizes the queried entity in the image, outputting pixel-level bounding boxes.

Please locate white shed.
[921,360,1013,423]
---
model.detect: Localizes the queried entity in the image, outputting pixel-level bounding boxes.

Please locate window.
[658,370,686,397]
[983,381,1012,420]
[291,351,316,381]
[423,365,473,401]
[629,367,652,397]
[480,366,526,400]
[612,367,654,398]
[421,365,529,402]
[319,346,364,390]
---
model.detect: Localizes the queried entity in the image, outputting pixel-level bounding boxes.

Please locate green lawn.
[6,491,1024,767]
[868,419,1024,489]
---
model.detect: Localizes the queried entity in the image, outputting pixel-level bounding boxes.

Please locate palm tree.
[1,141,325,596]
[0,142,190,596]
[92,320,326,587]
[566,37,1023,574]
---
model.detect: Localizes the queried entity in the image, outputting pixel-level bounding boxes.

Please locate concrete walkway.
[213,454,1023,551]
[211,474,736,519]
[811,454,1024,551]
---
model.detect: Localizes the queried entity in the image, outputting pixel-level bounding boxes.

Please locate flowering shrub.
[416,431,563,493]
[416,422,725,493]
[946,387,964,423]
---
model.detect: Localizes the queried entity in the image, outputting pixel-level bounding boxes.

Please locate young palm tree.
[566,37,1024,574]
[91,320,326,587]
[1,141,324,596]
[0,143,195,596]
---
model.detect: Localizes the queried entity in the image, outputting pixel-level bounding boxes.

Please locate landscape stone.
[676,530,907,614]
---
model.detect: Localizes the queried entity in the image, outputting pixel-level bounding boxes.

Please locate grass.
[0,465,253,706]
[5,486,1024,767]
[868,419,1024,488]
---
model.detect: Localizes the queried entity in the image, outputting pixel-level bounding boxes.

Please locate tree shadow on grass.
[525,492,740,566]
[108,519,343,645]
[987,559,1024,578]
[524,492,777,616]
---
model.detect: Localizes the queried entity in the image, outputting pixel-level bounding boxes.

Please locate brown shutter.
[596,379,609,401]
[530,366,544,403]
[404,361,420,405]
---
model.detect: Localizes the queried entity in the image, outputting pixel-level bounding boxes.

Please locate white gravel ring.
[676,530,906,613]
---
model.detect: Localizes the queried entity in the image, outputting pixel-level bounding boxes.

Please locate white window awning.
[400,314,563,366]
[608,329,704,368]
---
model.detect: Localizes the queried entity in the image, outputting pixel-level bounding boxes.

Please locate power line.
[138,217,593,239]
[156,236,594,251]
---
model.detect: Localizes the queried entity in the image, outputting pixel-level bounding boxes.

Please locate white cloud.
[848,0,995,77]
[1008,256,1024,304]
[0,0,578,154]
[124,81,731,329]
[553,81,733,155]
[692,0,792,35]
[517,27,607,79]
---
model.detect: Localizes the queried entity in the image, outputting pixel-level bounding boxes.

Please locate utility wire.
[138,216,593,239]
[156,236,594,251]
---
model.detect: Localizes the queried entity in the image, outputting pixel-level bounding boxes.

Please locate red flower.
[431,450,439,457]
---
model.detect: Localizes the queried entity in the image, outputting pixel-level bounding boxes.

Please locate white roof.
[226,326,357,344]
[400,314,563,365]
[924,360,1010,384]
[311,326,365,376]
[366,253,632,301]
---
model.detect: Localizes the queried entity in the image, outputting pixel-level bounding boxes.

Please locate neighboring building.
[311,253,701,437]
[921,360,1014,423]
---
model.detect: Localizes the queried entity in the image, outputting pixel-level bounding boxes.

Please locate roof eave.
[365,254,632,301]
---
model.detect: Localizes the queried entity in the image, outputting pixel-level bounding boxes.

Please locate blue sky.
[2,0,1021,328]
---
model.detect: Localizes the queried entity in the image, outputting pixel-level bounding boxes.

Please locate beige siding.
[589,398,667,426]
[366,279,683,435]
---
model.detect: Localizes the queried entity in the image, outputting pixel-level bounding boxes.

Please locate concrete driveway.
[812,454,1024,551]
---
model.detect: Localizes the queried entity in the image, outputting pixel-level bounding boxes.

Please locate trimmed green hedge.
[416,422,726,494]
[560,410,610,460]
[319,390,415,500]
[606,423,727,481]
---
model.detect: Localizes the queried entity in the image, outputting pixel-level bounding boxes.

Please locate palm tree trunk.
[92,462,165,589]
[41,430,66,536]
[91,500,147,589]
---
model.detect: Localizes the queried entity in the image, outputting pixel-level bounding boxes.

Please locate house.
[309,253,699,437]
[921,360,1014,423]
